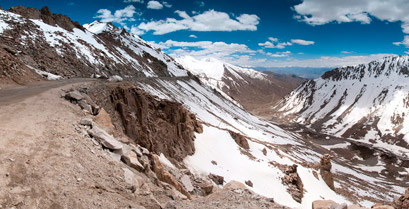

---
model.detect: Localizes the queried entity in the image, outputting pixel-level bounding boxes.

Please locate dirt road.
[0,79,158,209]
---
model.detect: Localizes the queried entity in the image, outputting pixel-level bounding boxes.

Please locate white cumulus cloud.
[293,0,409,46]
[137,9,260,35]
[258,37,314,49]
[147,1,163,9]
[291,39,315,45]
[94,5,138,25]
[393,35,409,47]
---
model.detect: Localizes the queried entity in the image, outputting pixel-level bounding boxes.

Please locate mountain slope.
[0,6,186,85]
[176,56,305,118]
[0,6,407,208]
[275,55,409,158]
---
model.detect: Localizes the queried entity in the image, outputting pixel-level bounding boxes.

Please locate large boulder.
[312,200,338,209]
[87,126,123,150]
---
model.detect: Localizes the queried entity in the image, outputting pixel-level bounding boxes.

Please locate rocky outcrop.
[392,187,409,209]
[281,164,304,203]
[320,154,335,191]
[82,82,203,162]
[8,6,83,32]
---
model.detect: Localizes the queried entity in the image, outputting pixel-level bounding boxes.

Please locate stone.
[109,151,122,162]
[312,200,338,209]
[78,100,92,113]
[152,155,192,199]
[180,175,194,192]
[224,180,247,191]
[347,204,366,209]
[245,180,253,187]
[262,148,267,156]
[208,173,224,185]
[94,108,115,135]
[332,203,347,209]
[87,126,123,150]
[65,90,83,101]
[122,150,144,172]
[79,118,93,127]
[198,182,213,196]
[372,206,394,209]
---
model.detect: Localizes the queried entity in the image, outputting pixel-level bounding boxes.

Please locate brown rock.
[94,108,116,135]
[229,131,250,149]
[245,180,253,187]
[281,164,304,203]
[320,154,335,191]
[151,155,191,199]
[262,148,267,156]
[208,173,224,185]
[312,200,338,209]
[122,150,144,172]
[392,187,409,209]
[198,182,213,196]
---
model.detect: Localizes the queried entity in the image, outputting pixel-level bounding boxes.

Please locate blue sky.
[2,0,409,67]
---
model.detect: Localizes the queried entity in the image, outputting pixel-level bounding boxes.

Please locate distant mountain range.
[256,67,332,79]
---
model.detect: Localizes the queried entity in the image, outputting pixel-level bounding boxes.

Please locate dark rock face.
[8,6,83,32]
[84,82,202,162]
[320,154,335,191]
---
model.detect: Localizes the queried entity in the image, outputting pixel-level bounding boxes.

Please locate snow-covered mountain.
[276,55,409,158]
[0,6,407,208]
[0,6,186,84]
[177,56,304,117]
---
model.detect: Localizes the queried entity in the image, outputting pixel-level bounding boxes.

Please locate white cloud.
[267,51,291,57]
[130,25,145,35]
[152,40,255,62]
[137,9,260,35]
[258,37,292,49]
[258,37,314,49]
[291,39,315,45]
[189,35,198,38]
[393,35,409,47]
[124,0,144,3]
[94,5,138,25]
[293,0,409,35]
[341,51,353,54]
[147,1,163,9]
[162,1,172,8]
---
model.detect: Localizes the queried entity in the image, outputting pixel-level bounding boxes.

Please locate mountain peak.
[7,5,83,32]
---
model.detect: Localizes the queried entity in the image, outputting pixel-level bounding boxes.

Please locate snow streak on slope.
[0,9,187,78]
[135,77,403,208]
[277,55,409,158]
[176,56,268,91]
